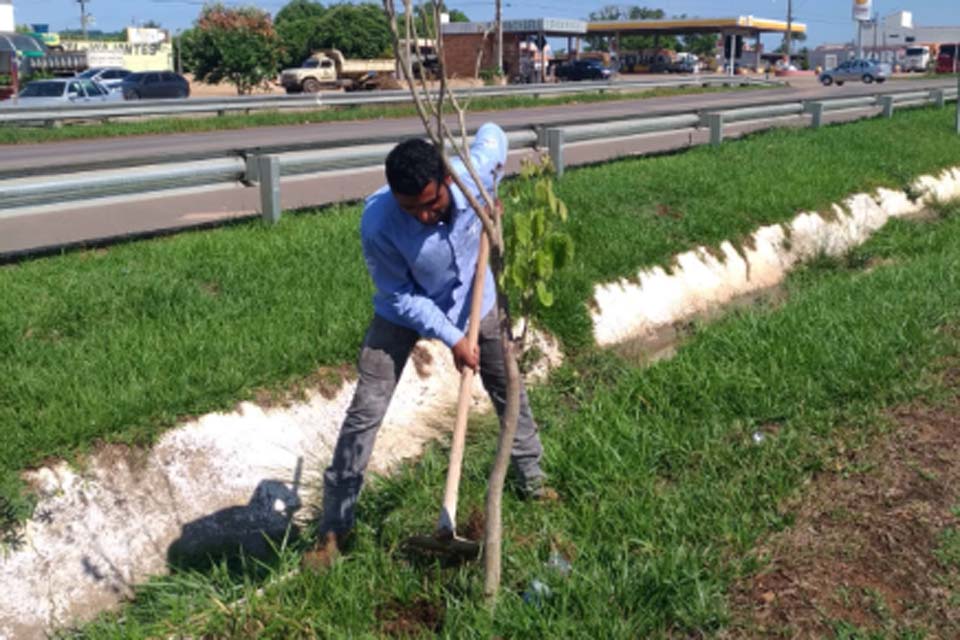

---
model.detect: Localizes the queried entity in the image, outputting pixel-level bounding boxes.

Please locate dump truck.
[280,49,397,93]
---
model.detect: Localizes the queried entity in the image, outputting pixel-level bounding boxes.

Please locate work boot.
[521,477,560,503]
[301,531,341,573]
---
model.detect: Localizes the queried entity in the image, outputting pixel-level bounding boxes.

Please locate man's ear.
[443,174,453,186]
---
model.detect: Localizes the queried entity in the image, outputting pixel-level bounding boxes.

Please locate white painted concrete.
[590,166,960,345]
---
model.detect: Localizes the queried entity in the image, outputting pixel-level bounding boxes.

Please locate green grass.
[2,106,960,522]
[70,202,960,638]
[0,84,762,146]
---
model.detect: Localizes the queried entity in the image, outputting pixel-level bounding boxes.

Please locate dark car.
[555,59,612,82]
[120,71,190,100]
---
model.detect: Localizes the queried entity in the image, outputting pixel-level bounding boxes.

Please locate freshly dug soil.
[727,368,960,638]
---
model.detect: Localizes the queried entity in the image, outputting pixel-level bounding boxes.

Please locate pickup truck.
[280,49,397,93]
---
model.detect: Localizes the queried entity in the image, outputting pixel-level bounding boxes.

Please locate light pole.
[175,29,183,75]
[784,0,793,67]
[77,0,92,40]
[495,0,503,74]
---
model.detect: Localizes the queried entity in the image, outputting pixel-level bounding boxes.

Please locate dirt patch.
[377,596,444,637]
[727,379,960,638]
[251,363,356,408]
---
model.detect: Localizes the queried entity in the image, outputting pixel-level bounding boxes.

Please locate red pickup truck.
[936,44,958,74]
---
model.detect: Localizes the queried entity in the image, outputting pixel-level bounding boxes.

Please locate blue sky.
[11,1,960,48]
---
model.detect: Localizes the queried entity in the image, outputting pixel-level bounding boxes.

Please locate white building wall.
[0,0,14,33]
[860,10,960,47]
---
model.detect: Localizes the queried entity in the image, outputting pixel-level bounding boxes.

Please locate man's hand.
[451,337,479,373]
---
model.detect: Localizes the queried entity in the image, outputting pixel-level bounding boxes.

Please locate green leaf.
[535,251,554,279]
[514,212,532,247]
[535,281,555,307]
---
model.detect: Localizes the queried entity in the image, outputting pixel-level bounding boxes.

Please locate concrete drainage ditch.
[1,166,959,639]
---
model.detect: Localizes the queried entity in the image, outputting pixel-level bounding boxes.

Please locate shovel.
[404,230,490,561]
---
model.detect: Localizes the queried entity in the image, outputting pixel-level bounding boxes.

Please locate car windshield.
[302,58,319,68]
[19,81,65,97]
[77,69,100,79]
[905,47,926,56]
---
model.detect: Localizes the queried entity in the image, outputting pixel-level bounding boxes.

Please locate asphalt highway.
[1,76,954,176]
[1,76,955,258]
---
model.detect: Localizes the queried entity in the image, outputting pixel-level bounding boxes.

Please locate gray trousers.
[320,309,544,535]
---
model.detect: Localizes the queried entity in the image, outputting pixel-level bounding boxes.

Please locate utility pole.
[78,0,91,40]
[956,72,960,134]
[856,7,865,61]
[494,0,503,74]
[784,0,793,66]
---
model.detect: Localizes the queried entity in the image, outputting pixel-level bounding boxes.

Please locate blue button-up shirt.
[360,123,506,347]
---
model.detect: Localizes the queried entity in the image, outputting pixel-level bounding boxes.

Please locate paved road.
[2,76,953,176]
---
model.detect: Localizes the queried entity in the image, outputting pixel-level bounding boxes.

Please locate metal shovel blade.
[403,531,481,562]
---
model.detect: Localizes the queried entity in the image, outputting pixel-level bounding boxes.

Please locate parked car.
[819,59,890,86]
[555,59,612,81]
[9,78,119,106]
[76,67,132,92]
[120,71,190,100]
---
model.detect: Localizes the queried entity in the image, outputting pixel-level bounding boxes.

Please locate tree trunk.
[482,244,521,602]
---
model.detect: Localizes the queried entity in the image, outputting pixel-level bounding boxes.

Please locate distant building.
[860,11,960,49]
[0,0,14,33]
[812,11,960,70]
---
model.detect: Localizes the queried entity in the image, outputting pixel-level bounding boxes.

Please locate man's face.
[394,176,453,225]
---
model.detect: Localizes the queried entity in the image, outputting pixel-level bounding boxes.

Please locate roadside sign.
[852,0,872,22]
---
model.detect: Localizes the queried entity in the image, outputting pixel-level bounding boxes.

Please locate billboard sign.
[853,0,872,22]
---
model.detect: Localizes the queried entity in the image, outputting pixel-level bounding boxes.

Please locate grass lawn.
[0,84,762,146]
[2,106,960,524]
[72,201,960,638]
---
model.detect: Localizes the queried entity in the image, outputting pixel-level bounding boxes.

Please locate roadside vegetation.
[72,200,960,638]
[0,84,763,146]
[2,106,960,523]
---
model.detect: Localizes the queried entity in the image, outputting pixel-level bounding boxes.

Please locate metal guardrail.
[1,86,956,216]
[0,76,772,125]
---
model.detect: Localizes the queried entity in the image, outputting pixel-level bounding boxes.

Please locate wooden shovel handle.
[437,230,490,535]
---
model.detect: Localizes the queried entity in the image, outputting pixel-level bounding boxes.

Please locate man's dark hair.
[385,138,446,196]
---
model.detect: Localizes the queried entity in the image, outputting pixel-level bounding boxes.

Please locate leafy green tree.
[412,2,469,37]
[680,33,717,57]
[501,157,574,355]
[275,0,327,26]
[586,6,678,52]
[311,3,393,59]
[277,19,318,68]
[184,3,282,95]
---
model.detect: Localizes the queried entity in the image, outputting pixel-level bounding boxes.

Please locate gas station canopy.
[0,32,45,56]
[588,16,807,37]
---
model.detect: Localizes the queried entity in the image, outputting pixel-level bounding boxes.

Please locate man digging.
[303,123,556,571]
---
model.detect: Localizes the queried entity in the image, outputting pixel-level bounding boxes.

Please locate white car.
[76,67,133,92]
[11,78,122,106]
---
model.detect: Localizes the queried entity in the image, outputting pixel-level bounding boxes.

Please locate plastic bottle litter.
[546,550,572,576]
[522,579,552,606]
[752,431,765,444]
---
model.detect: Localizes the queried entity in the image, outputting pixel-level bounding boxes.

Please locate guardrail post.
[705,113,724,145]
[879,95,895,119]
[931,89,946,109]
[804,102,825,129]
[546,128,564,178]
[536,125,547,149]
[257,155,281,224]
